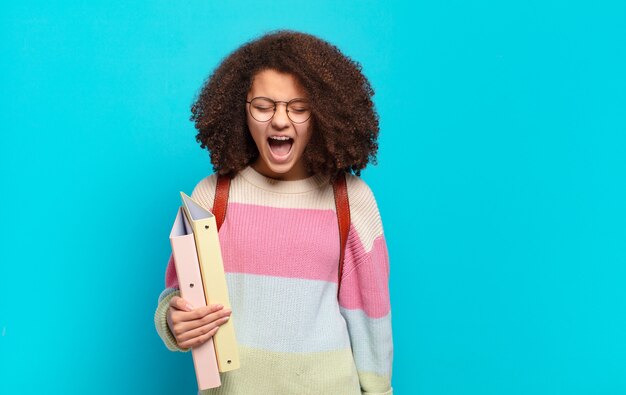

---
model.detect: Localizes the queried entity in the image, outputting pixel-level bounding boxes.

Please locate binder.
[180,192,240,372]
[169,207,221,390]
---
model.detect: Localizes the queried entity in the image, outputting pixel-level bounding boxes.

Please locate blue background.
[1,1,625,394]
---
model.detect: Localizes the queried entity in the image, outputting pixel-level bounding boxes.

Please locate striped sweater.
[154,166,393,394]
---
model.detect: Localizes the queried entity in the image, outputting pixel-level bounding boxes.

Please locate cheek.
[297,124,313,149]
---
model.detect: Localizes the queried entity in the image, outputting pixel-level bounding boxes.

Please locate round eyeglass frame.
[245,96,312,124]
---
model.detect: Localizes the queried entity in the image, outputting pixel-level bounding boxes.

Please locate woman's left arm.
[339,177,394,395]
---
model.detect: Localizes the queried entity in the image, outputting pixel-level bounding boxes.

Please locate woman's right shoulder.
[190,173,219,211]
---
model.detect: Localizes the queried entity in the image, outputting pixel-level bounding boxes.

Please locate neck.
[251,159,312,181]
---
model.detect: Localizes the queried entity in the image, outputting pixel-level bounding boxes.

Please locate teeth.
[269,136,291,141]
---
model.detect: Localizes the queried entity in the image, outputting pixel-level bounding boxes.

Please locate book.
[169,206,221,390]
[180,192,240,372]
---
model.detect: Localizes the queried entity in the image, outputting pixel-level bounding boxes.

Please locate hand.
[167,295,232,349]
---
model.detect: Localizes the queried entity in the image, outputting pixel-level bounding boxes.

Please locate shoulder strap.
[333,173,350,297]
[213,175,231,231]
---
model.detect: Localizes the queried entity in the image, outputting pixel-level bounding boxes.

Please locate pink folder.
[169,206,221,390]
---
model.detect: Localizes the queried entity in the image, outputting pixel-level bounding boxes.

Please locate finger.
[170,304,223,332]
[177,306,231,331]
[177,314,230,343]
[169,296,193,312]
[176,303,226,323]
[173,307,231,336]
[178,325,220,349]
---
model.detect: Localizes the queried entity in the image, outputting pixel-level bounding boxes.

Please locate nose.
[271,102,290,129]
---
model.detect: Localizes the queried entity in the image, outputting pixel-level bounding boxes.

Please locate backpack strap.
[213,175,231,231]
[213,172,351,297]
[333,172,350,297]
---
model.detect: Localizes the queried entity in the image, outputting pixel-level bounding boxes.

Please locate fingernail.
[216,304,224,309]
[185,303,194,311]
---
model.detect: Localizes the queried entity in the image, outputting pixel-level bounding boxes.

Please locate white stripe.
[225,273,352,353]
[340,307,393,376]
[192,172,337,210]
[345,175,384,252]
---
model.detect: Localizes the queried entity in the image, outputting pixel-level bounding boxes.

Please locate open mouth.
[268,135,294,158]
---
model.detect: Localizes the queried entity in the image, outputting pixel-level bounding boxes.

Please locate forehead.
[248,69,307,100]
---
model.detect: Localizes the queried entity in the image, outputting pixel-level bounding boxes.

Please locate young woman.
[155,30,393,395]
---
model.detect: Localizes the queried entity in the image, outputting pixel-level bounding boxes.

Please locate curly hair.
[190,30,379,178]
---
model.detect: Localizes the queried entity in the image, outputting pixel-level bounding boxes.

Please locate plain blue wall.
[1,1,625,394]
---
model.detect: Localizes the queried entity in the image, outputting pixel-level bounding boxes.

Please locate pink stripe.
[219,203,341,282]
[339,227,391,319]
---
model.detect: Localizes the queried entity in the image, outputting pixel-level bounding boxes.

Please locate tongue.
[268,139,292,156]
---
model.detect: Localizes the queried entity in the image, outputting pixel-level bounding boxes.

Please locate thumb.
[170,295,193,312]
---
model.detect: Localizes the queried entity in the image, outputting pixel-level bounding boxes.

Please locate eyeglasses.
[246,97,312,124]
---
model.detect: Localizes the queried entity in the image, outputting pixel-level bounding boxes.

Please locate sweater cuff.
[154,290,190,352]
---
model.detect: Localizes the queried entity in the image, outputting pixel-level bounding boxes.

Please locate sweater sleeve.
[153,174,218,352]
[339,176,393,395]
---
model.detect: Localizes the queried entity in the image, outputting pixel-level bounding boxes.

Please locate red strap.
[213,175,231,231]
[333,173,350,297]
